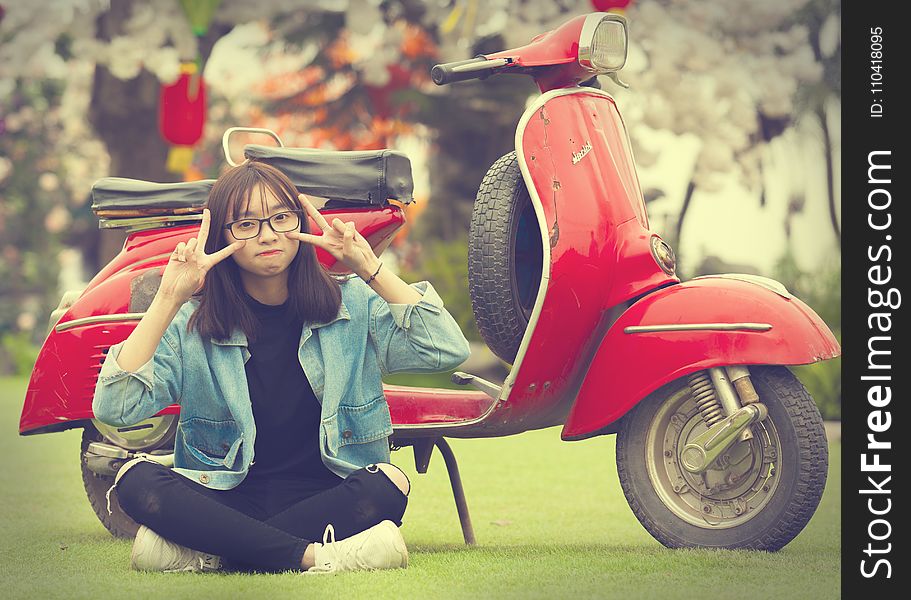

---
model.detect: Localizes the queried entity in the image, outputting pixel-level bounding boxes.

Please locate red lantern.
[365,64,412,120]
[591,0,633,11]
[159,63,206,146]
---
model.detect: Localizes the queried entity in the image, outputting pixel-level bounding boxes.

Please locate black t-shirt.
[242,293,343,485]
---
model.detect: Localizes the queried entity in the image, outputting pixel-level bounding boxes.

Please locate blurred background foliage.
[0,1,840,418]
[773,249,841,419]
[399,238,480,344]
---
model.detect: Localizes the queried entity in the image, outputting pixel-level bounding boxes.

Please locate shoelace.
[197,554,220,572]
[308,523,342,572]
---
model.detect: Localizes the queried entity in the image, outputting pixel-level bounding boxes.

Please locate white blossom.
[623,0,822,190]
[819,14,840,58]
[0,157,12,183]
[39,173,60,192]
[44,204,71,233]
[346,0,383,36]
[17,312,38,332]
[145,47,182,84]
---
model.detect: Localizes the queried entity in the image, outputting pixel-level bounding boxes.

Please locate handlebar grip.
[431,57,489,85]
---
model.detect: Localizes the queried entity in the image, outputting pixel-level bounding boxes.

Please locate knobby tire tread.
[468,151,529,363]
[616,366,828,551]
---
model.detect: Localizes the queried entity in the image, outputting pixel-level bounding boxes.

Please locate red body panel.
[479,89,676,434]
[19,321,182,432]
[19,316,492,433]
[485,15,585,68]
[485,14,596,91]
[561,277,841,440]
[385,385,494,427]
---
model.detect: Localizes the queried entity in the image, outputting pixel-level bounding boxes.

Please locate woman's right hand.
[158,208,246,302]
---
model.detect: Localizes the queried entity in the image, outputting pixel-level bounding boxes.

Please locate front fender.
[561,275,840,440]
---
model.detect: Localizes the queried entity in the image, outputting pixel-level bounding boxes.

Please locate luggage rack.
[97,213,203,232]
[92,177,213,231]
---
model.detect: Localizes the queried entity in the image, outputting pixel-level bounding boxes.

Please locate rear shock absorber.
[688,371,724,427]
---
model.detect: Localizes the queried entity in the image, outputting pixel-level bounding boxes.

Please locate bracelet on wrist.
[363,262,382,285]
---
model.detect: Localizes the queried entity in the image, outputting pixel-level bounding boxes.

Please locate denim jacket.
[92,276,471,490]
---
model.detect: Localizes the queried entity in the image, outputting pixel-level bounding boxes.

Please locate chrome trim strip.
[578,13,606,72]
[624,323,773,334]
[691,273,792,299]
[98,213,202,231]
[504,86,617,403]
[55,313,146,333]
[99,214,201,232]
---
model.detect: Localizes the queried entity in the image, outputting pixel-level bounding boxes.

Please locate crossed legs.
[115,461,411,572]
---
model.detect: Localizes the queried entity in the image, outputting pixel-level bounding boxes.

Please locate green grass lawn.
[0,376,839,599]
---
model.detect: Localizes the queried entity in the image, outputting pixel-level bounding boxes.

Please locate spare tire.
[468,152,543,363]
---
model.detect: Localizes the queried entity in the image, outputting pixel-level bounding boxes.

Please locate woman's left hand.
[285,194,380,278]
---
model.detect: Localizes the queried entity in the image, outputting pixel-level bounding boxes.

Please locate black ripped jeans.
[115,462,409,572]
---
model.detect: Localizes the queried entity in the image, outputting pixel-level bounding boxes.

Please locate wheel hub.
[647,388,782,529]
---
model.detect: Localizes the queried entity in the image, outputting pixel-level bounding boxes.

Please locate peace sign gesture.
[158,208,247,302]
[285,194,380,278]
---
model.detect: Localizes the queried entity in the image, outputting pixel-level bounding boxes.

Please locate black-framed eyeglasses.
[224,210,303,240]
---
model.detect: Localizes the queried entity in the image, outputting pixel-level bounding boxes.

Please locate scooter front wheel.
[615,365,827,551]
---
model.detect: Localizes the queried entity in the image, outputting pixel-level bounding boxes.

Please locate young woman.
[92,161,471,574]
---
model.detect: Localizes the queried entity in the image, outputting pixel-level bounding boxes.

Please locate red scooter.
[20,13,839,551]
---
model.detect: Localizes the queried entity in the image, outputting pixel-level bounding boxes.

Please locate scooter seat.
[92,178,214,216]
[91,145,415,218]
[244,145,414,205]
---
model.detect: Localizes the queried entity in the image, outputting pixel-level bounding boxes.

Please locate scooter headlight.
[578,13,628,73]
[650,235,677,276]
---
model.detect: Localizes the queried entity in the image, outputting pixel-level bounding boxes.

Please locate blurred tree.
[0,0,837,365]
[239,4,537,344]
[615,0,828,254]
[87,1,231,265]
[793,0,840,242]
[1,0,837,251]
[0,79,69,369]
[1,0,301,270]
[255,4,538,245]
[773,248,841,419]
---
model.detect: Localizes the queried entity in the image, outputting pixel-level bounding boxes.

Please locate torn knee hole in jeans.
[106,456,157,515]
[368,463,411,497]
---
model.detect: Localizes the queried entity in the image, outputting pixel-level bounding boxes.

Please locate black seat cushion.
[92,145,415,214]
[91,178,214,214]
[243,145,414,205]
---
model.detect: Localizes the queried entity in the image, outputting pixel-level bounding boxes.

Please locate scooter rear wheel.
[80,420,175,539]
[468,151,543,363]
[80,426,140,539]
[615,365,828,551]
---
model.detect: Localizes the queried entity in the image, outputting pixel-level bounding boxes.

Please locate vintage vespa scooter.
[19,13,839,552]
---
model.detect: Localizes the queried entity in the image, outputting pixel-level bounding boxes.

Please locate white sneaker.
[131,525,221,573]
[306,520,408,574]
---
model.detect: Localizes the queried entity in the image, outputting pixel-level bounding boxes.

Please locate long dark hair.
[187,160,342,342]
